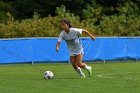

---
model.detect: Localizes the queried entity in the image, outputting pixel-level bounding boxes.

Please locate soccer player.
[56,19,95,78]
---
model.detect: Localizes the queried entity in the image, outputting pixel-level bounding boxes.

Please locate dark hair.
[60,19,72,28]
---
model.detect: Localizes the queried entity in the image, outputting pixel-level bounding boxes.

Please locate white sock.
[84,65,90,71]
[76,67,85,76]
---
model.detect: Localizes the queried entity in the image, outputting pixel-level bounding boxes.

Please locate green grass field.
[0,62,140,93]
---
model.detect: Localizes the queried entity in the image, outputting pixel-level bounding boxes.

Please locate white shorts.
[69,48,84,56]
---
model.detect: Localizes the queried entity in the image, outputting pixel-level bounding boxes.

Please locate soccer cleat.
[88,66,92,77]
[80,74,86,78]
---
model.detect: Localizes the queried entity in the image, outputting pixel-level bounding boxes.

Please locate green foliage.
[0,0,140,38]
[55,5,80,27]
[0,0,12,23]
[116,0,139,16]
[96,1,140,36]
[97,15,140,36]
[82,4,102,20]
[1,16,59,38]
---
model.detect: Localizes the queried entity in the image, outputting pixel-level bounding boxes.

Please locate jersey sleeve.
[73,28,83,36]
[58,32,64,42]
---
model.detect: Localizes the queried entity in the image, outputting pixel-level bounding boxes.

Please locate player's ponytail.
[61,19,72,28]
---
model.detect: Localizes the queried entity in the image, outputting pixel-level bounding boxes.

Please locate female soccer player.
[56,19,95,78]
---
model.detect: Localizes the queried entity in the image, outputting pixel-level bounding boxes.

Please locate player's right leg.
[70,56,85,78]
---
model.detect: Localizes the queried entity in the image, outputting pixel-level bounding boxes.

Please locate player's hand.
[56,42,60,52]
[56,48,59,52]
[91,36,95,40]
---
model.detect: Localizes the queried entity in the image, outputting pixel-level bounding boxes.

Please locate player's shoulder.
[70,27,79,31]
[70,27,83,32]
[70,28,82,31]
[59,30,65,35]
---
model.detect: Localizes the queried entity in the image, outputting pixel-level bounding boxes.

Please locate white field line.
[54,72,139,80]
[95,72,140,80]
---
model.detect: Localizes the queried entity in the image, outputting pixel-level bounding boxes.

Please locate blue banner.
[0,37,140,64]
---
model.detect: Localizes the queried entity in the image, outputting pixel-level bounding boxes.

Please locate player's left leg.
[76,54,92,77]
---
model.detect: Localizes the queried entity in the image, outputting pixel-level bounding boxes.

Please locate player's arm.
[56,41,61,52]
[56,32,63,52]
[82,29,95,40]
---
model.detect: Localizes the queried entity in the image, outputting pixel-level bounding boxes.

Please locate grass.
[0,62,140,93]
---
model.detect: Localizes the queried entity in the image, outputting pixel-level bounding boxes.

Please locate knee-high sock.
[76,67,85,76]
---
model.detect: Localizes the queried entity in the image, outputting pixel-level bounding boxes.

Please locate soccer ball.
[44,71,54,79]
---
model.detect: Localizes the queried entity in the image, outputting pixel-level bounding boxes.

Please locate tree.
[0,0,13,22]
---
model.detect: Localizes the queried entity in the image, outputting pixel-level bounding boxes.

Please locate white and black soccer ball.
[44,71,54,79]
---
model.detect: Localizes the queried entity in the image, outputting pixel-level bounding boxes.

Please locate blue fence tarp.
[0,37,140,64]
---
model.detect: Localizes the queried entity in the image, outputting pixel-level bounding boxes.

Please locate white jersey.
[58,28,84,56]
